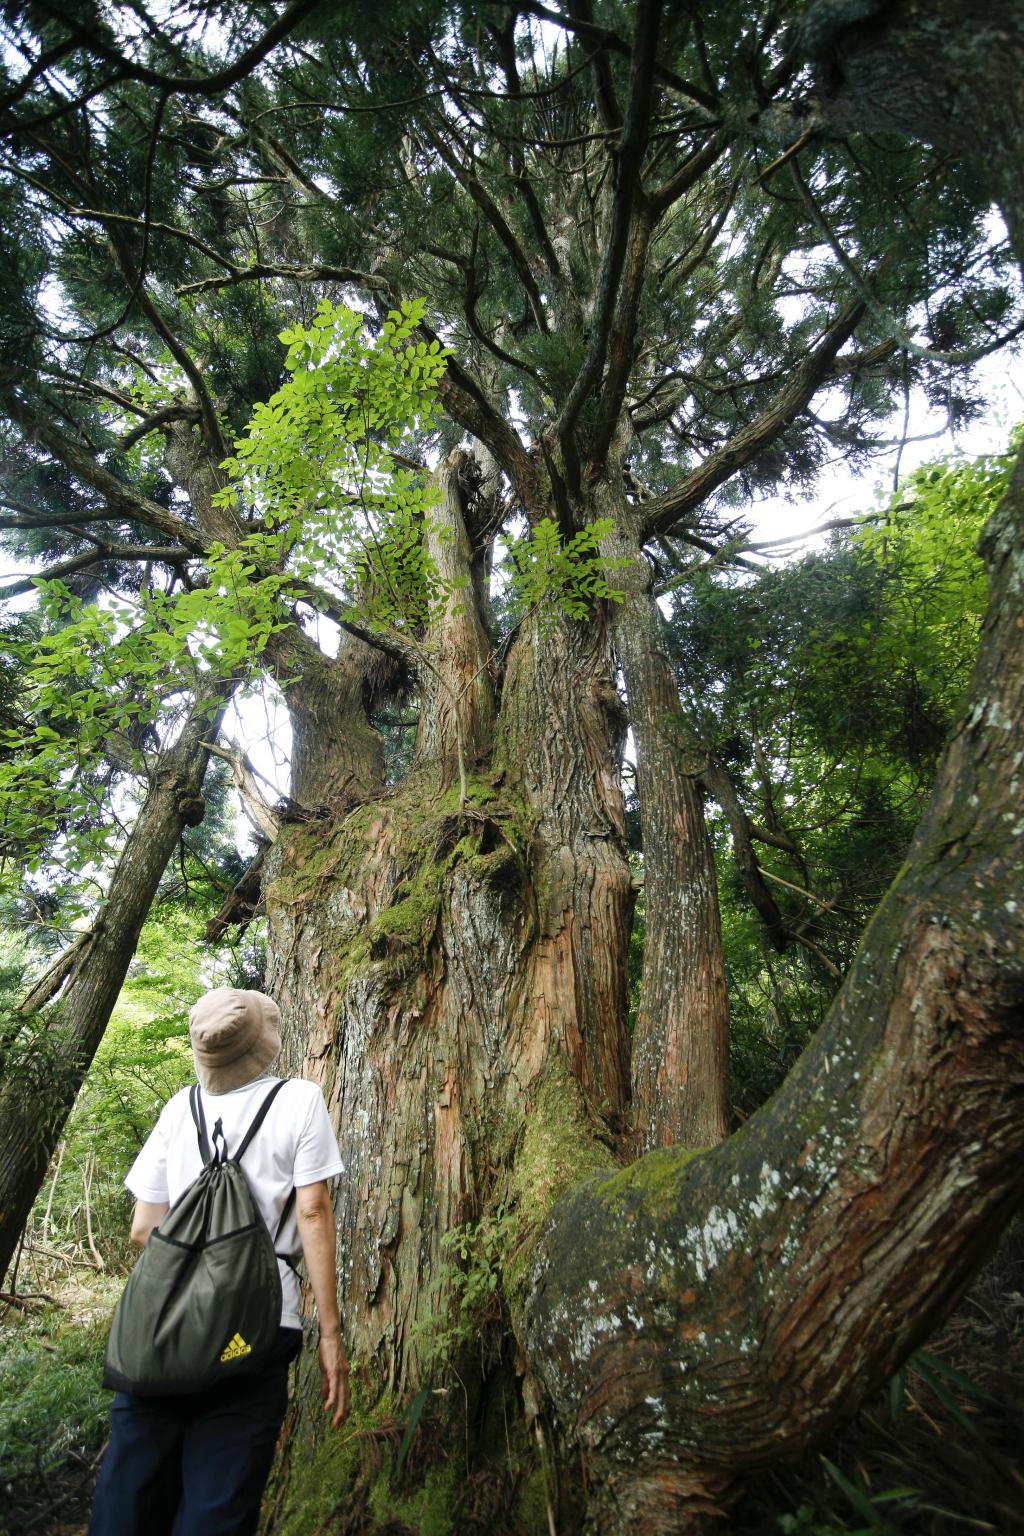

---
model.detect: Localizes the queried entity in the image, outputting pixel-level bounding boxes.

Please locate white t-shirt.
[126,1075,343,1330]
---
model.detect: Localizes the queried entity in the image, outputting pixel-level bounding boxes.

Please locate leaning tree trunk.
[0,682,225,1283]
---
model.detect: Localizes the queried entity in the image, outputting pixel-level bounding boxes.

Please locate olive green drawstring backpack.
[103,1079,296,1395]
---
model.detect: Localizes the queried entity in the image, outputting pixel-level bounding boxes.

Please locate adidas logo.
[219,1332,252,1363]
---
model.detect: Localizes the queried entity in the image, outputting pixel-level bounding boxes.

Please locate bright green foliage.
[214,298,454,632]
[853,447,1013,724]
[506,517,625,625]
[0,300,452,885]
[0,586,203,881]
[413,1204,516,1374]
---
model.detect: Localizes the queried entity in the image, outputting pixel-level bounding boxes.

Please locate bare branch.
[421,121,551,336]
[8,407,206,552]
[18,0,320,106]
[175,261,389,299]
[106,228,228,460]
[118,405,201,451]
[17,931,94,1015]
[285,578,420,670]
[202,741,282,843]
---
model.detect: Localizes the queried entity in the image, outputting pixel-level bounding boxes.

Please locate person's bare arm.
[295,1180,350,1427]
[130,1200,169,1246]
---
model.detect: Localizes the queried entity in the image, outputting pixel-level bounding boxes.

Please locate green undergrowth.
[0,1302,112,1534]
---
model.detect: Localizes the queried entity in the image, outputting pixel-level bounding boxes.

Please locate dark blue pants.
[88,1329,302,1536]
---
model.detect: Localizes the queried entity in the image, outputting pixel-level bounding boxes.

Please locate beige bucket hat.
[188,987,282,1094]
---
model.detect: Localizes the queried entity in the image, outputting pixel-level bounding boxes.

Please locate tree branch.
[420,121,551,336]
[641,298,866,540]
[7,406,206,553]
[175,260,390,298]
[426,336,549,515]
[105,229,228,460]
[118,405,201,451]
[507,1,719,117]
[202,741,282,843]
[554,0,662,464]
[485,18,565,285]
[285,578,420,670]
[0,543,187,601]
[24,0,321,103]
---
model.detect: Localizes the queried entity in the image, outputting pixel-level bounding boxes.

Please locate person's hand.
[319,1329,350,1427]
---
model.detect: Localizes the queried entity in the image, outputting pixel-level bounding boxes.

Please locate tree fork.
[263,596,636,1402]
[265,624,395,811]
[523,445,1024,1528]
[517,4,1024,1513]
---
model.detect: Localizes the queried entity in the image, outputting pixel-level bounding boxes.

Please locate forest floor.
[1,1229,1021,1536]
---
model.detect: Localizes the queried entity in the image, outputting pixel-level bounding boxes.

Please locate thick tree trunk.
[600,501,730,1149]
[522,442,1024,1534]
[262,13,1024,1525]
[267,625,390,809]
[263,506,634,1416]
[0,684,224,1283]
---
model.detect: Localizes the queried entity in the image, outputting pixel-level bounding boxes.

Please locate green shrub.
[0,1315,109,1494]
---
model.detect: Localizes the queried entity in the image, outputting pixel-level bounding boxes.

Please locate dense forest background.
[1,1,1024,1533]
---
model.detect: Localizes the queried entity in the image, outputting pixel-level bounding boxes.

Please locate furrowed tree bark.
[522,439,1024,1531]
[0,680,227,1283]
[262,468,634,1421]
[266,625,392,810]
[414,448,497,783]
[598,488,730,1150]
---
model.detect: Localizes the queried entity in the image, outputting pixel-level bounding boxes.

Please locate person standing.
[89,986,350,1536]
